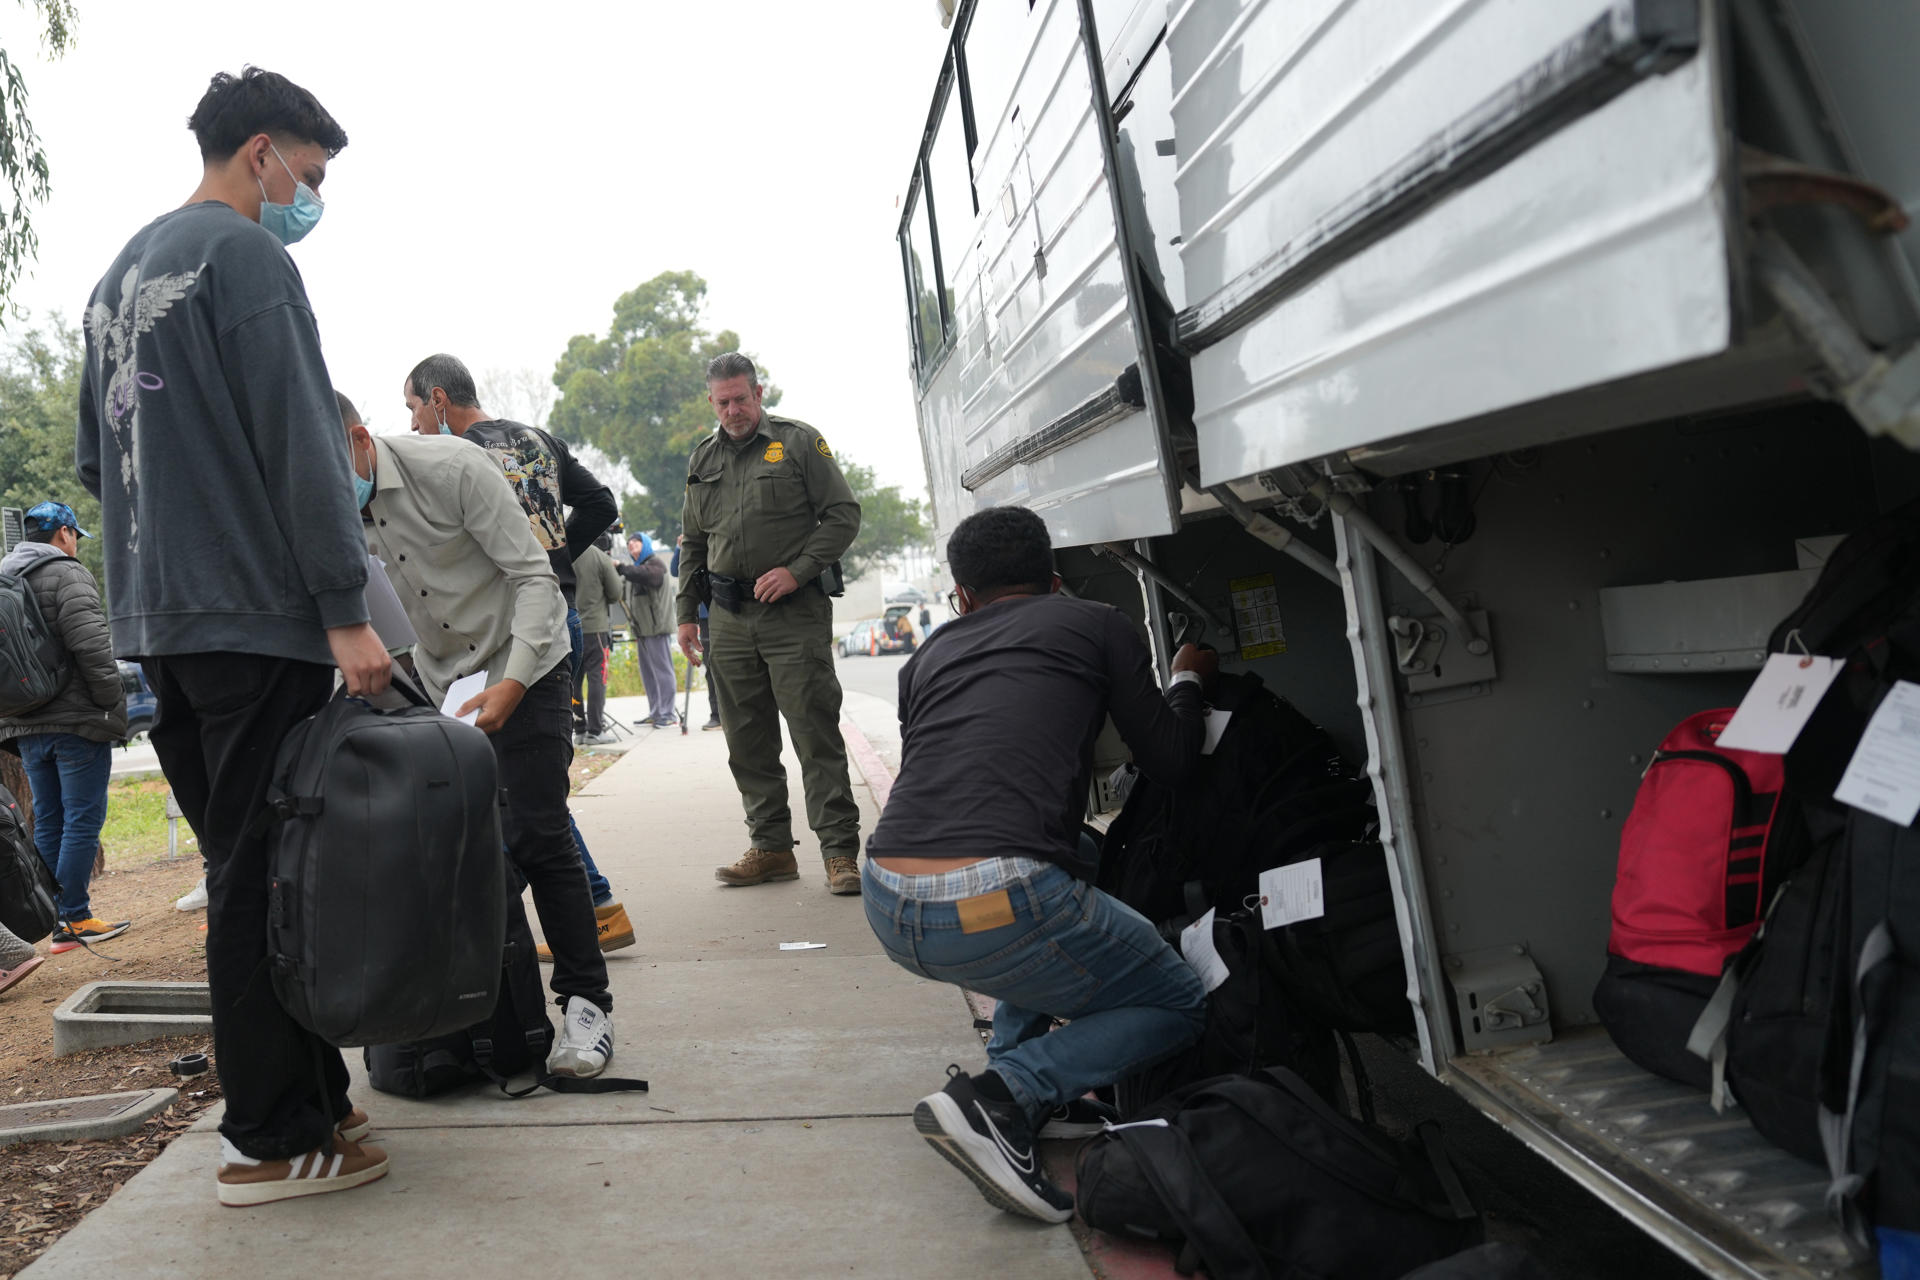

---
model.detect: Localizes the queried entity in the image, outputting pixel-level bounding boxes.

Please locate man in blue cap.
[0,502,131,952]
[620,532,680,727]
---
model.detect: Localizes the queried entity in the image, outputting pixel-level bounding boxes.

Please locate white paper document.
[1716,653,1844,753]
[439,672,487,726]
[1201,709,1233,756]
[1259,858,1326,930]
[1179,908,1230,993]
[363,555,418,650]
[778,942,828,951]
[1834,680,1920,826]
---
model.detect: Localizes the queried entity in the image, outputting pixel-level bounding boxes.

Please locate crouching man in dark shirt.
[862,505,1216,1223]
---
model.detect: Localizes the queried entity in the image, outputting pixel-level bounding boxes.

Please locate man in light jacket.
[0,502,130,952]
[342,393,617,1080]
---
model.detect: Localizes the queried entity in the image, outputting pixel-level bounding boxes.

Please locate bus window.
[962,0,1029,164]
[928,83,976,316]
[903,188,944,372]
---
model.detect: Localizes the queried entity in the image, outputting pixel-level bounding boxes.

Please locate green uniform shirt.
[676,412,860,625]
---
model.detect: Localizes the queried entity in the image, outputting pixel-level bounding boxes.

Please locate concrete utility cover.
[53,981,212,1057]
[0,1088,178,1147]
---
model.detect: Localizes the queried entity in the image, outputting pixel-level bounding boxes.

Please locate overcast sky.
[0,0,951,495]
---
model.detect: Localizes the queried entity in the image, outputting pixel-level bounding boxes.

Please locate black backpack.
[1098,671,1408,1095]
[365,888,646,1098]
[0,782,58,942]
[1074,1068,1479,1280]
[0,557,70,717]
[262,681,507,1047]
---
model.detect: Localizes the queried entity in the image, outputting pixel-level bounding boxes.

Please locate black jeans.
[577,631,609,734]
[143,652,349,1162]
[499,663,611,1013]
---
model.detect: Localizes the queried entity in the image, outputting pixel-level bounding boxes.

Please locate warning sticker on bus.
[1230,573,1286,660]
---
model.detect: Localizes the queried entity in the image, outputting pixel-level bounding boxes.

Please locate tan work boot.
[715,847,800,886]
[825,856,861,896]
[537,902,637,963]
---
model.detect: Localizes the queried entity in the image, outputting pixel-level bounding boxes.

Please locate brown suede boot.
[825,856,861,896]
[715,847,800,886]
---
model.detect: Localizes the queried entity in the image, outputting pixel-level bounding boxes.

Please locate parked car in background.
[877,605,918,655]
[837,618,879,658]
[117,660,155,741]
[884,584,928,605]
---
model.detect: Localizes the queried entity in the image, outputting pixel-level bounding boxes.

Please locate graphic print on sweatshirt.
[478,426,566,552]
[82,263,203,551]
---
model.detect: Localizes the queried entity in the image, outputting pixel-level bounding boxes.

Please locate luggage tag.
[1251,858,1325,930]
[1178,907,1231,993]
[1833,679,1920,826]
[1716,636,1843,754]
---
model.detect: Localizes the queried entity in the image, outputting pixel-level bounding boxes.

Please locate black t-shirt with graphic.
[459,419,616,603]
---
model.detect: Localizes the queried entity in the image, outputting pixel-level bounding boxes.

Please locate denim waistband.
[864,856,1052,903]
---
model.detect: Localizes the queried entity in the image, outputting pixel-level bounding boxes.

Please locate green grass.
[604,640,703,700]
[99,777,181,862]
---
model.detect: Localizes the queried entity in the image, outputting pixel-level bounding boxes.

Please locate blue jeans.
[17,733,113,921]
[565,607,613,907]
[863,860,1206,1125]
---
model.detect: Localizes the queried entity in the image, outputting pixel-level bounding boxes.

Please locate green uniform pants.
[708,587,861,862]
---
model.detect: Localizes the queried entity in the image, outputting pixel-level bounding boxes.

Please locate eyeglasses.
[947,590,963,614]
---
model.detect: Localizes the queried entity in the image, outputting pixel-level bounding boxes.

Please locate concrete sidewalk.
[23,703,1092,1279]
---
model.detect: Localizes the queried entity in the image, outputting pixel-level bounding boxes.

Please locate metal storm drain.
[0,1088,179,1147]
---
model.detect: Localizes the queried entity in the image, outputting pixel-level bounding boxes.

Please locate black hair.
[406,354,480,409]
[23,523,58,544]
[188,66,348,162]
[335,389,361,428]
[595,534,613,553]
[946,505,1053,595]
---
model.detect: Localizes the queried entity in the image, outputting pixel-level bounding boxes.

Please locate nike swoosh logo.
[972,1101,1037,1175]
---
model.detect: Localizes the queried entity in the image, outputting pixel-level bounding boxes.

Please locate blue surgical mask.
[352,441,375,509]
[258,143,324,246]
[437,409,451,436]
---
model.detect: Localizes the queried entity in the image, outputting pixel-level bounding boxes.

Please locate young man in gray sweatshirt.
[75,67,390,1207]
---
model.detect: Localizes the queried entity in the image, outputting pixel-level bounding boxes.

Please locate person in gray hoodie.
[0,502,129,952]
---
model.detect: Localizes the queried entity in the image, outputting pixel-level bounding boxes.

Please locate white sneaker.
[175,878,208,912]
[547,996,613,1079]
[582,730,618,746]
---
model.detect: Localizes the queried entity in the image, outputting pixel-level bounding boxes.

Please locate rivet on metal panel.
[1600,809,1612,819]
[1628,754,1641,766]
[1437,856,1448,866]
[1568,600,1580,611]
[1598,548,1610,560]
[1582,699,1595,710]
[1449,923,1460,933]
[1512,945,1525,956]
[1417,738,1429,749]
[1443,890,1454,900]
[1681,657,1692,667]
[1447,956,1463,970]
[1410,695,1424,706]
[1423,772,1433,782]
[1715,655,1727,666]
[1653,659,1662,669]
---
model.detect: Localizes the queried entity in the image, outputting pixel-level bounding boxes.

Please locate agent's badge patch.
[764,442,786,463]
[815,436,833,458]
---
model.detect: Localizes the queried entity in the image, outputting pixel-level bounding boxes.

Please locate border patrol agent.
[678,352,865,895]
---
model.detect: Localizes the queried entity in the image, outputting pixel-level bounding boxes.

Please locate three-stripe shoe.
[215,1135,388,1207]
[547,995,614,1078]
[913,1066,1074,1224]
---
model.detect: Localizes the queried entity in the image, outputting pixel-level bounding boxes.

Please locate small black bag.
[365,889,554,1098]
[0,782,58,943]
[367,879,649,1100]
[263,680,507,1047]
[1075,1068,1479,1280]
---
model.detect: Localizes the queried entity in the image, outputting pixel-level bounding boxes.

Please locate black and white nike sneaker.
[913,1065,1074,1224]
[1037,1095,1119,1140]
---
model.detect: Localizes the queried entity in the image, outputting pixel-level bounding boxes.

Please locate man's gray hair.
[406,353,480,408]
[706,352,758,386]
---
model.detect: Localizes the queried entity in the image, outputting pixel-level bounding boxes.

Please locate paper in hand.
[439,672,487,726]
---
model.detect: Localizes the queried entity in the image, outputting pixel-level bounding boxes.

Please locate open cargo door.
[901,0,1183,552]
[1169,0,1739,483]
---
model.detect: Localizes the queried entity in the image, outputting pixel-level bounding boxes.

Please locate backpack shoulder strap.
[1111,1121,1272,1280]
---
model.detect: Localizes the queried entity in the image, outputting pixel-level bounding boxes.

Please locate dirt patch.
[0,754,619,1276]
